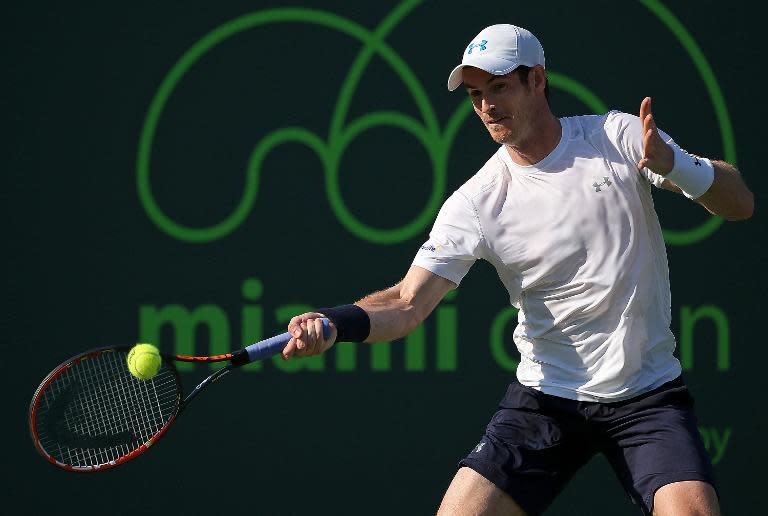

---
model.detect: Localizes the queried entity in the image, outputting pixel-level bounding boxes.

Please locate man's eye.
[469,90,481,97]
[493,83,506,92]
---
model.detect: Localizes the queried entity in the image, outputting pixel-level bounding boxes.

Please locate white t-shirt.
[413,111,682,402]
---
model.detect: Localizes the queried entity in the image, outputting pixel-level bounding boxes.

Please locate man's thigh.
[437,467,527,516]
[451,382,596,515]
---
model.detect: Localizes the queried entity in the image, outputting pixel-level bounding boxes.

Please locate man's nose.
[481,97,494,113]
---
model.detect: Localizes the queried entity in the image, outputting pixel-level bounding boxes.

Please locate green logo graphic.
[137,0,735,246]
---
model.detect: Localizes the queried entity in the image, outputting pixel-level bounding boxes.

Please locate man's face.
[462,66,535,146]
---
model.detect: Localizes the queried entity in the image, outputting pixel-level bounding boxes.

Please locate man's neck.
[505,113,562,166]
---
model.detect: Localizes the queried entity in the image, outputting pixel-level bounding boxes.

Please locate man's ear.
[532,65,546,92]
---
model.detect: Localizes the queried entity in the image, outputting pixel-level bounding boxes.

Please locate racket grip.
[237,318,331,364]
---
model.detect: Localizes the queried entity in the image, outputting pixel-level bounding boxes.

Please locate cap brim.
[446,57,522,91]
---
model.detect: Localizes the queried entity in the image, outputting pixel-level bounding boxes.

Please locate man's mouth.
[486,116,508,124]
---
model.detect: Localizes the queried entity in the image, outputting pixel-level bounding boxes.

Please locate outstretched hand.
[637,97,674,176]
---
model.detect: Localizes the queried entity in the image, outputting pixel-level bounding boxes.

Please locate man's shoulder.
[455,148,507,202]
[565,110,641,142]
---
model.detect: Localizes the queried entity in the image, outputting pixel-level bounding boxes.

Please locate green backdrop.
[5,1,765,514]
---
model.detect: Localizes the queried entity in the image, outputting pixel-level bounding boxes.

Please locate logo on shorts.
[592,176,612,192]
[472,442,486,453]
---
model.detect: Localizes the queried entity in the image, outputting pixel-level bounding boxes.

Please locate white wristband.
[665,144,715,199]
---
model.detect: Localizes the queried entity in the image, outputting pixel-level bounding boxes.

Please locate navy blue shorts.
[459,377,716,515]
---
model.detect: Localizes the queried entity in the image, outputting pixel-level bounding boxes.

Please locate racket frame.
[29,319,328,472]
[29,347,189,472]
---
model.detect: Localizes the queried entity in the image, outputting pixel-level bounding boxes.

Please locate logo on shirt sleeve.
[419,237,452,252]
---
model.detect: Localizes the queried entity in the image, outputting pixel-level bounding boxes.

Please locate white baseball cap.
[447,24,545,91]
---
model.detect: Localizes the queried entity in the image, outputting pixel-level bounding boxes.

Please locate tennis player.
[283,24,753,515]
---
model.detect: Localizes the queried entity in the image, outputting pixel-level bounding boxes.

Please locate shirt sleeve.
[411,191,484,285]
[606,110,676,189]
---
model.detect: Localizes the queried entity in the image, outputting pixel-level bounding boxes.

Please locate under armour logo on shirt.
[472,442,486,453]
[466,40,488,54]
[593,177,612,192]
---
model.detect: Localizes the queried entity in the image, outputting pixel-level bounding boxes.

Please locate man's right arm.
[357,265,456,342]
[283,266,456,359]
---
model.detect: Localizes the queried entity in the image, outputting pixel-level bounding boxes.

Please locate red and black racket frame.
[28,347,249,473]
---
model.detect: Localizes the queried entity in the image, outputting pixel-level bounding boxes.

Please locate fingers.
[638,126,657,171]
[282,337,297,360]
[643,127,655,155]
[282,312,335,360]
[309,318,323,347]
[643,114,655,137]
[283,322,309,360]
[640,96,656,149]
[287,314,308,336]
[283,316,304,359]
[636,96,674,175]
[284,314,310,360]
[639,96,651,123]
[638,96,659,170]
[287,312,325,333]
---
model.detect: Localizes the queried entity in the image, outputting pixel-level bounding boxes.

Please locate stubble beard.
[488,124,518,146]
[486,121,513,145]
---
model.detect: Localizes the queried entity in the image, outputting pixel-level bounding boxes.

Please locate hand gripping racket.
[29,319,330,472]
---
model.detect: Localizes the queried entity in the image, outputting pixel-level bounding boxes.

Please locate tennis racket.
[29,319,330,472]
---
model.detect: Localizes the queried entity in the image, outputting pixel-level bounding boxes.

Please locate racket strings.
[33,350,181,469]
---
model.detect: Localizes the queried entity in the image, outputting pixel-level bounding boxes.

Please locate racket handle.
[233,318,331,365]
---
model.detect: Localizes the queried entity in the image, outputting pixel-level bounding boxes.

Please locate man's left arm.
[659,160,753,220]
[638,96,754,221]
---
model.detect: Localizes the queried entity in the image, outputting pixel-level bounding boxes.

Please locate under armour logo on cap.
[466,39,488,54]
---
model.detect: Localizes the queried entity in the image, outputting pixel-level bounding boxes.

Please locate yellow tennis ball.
[127,343,161,380]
